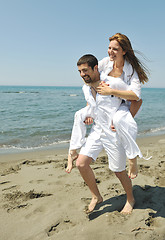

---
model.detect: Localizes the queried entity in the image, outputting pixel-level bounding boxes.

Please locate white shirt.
[98,57,141,100]
[82,72,129,131]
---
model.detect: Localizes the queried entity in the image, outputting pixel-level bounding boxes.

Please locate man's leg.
[76,154,103,213]
[102,131,135,214]
[115,170,135,214]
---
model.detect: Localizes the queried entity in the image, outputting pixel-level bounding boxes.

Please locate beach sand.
[0,135,165,240]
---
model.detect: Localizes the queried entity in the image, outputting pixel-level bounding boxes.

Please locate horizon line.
[0,85,164,89]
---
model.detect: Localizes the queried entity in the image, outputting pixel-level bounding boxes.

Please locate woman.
[97,33,149,179]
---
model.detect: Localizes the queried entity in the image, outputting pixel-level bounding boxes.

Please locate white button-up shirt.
[82,72,129,134]
[98,57,141,100]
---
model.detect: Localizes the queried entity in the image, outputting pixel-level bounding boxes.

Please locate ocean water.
[0,86,165,154]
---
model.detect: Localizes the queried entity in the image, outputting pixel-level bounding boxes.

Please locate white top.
[82,72,129,129]
[98,57,141,100]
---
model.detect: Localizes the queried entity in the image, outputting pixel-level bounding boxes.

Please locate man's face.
[78,63,97,84]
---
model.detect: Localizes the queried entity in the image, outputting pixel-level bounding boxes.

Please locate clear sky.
[0,0,165,88]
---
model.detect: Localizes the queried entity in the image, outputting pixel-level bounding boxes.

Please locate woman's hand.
[97,81,113,95]
[84,117,93,125]
[111,121,116,132]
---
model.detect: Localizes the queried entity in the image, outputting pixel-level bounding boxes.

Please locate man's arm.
[84,102,94,125]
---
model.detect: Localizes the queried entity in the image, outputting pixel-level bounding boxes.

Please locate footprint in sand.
[1,165,21,176]
[46,221,60,236]
[139,164,151,174]
[46,218,74,236]
[2,185,18,191]
[21,160,37,165]
[3,190,53,213]
[145,215,154,227]
[4,190,52,203]
[7,203,29,213]
[29,180,44,184]
[0,181,10,185]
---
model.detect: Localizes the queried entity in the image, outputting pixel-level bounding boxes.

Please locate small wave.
[0,140,70,151]
[2,91,25,94]
[47,140,69,145]
[139,126,165,136]
[69,94,78,97]
[2,91,39,94]
[150,126,165,133]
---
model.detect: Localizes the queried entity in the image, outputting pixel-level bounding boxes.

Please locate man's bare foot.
[85,196,103,214]
[65,150,78,173]
[65,154,73,173]
[128,158,138,179]
[120,199,135,214]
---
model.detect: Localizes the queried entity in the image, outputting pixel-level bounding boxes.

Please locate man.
[75,54,135,214]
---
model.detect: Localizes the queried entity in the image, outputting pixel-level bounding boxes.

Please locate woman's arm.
[97,82,139,100]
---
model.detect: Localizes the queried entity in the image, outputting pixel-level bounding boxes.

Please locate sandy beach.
[0,135,165,240]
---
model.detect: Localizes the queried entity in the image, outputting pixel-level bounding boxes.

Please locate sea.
[0,86,165,154]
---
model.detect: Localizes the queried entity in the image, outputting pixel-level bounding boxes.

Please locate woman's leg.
[128,157,138,179]
[66,107,90,173]
[69,107,89,150]
[112,106,142,178]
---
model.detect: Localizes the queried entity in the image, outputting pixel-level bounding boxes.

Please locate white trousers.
[80,126,126,172]
[69,105,142,159]
[69,106,93,150]
[112,105,142,159]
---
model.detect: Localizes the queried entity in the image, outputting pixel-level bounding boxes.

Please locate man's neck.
[91,80,100,88]
[89,72,100,88]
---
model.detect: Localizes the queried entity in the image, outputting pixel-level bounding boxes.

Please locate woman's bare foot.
[128,158,138,179]
[120,199,135,214]
[65,150,78,173]
[85,196,103,214]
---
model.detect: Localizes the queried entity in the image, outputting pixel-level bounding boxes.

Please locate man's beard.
[83,75,92,84]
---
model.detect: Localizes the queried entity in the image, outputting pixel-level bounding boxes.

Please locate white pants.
[69,105,142,159]
[69,106,94,150]
[80,125,126,172]
[112,105,142,159]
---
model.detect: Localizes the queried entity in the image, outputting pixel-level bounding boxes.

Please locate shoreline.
[0,134,165,164]
[0,134,165,163]
[0,134,165,240]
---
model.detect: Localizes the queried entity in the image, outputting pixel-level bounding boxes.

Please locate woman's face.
[108,40,126,62]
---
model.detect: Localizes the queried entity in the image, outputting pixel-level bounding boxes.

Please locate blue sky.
[0,0,165,87]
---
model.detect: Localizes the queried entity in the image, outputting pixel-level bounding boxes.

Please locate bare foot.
[65,154,73,173]
[65,150,78,173]
[120,199,135,215]
[85,196,103,214]
[128,158,138,179]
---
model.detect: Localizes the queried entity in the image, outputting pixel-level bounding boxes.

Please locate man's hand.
[84,117,93,125]
[97,81,112,95]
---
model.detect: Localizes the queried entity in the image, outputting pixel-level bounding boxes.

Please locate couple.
[66,33,149,214]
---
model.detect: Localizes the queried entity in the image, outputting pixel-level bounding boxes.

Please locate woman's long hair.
[109,33,149,84]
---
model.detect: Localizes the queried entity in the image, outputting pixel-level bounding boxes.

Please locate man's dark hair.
[77,54,98,70]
